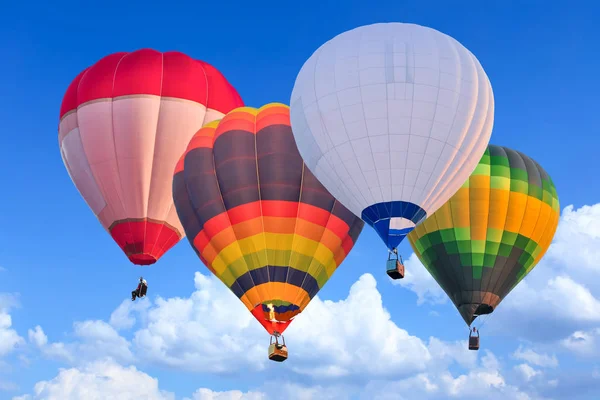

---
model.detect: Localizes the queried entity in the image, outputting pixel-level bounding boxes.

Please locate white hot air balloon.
[290,23,494,279]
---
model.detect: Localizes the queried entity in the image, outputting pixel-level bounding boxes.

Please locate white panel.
[111,97,160,220]
[390,217,415,230]
[60,128,107,216]
[147,99,209,225]
[290,22,494,219]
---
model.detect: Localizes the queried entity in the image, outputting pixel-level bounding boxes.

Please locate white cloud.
[109,298,152,331]
[286,273,432,379]
[125,272,480,380]
[391,253,447,305]
[131,272,265,373]
[0,266,6,272]
[489,204,600,344]
[184,388,266,400]
[0,294,24,358]
[19,267,592,399]
[514,363,541,382]
[27,326,47,348]
[512,346,559,368]
[13,359,174,400]
[16,353,535,400]
[27,270,479,383]
[28,321,132,364]
[560,328,600,357]
[362,352,533,400]
[547,204,600,278]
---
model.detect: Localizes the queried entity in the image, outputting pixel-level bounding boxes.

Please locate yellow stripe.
[212,233,325,274]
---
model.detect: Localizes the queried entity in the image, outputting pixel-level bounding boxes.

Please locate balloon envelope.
[173,103,364,334]
[408,145,560,325]
[290,23,494,250]
[59,49,243,265]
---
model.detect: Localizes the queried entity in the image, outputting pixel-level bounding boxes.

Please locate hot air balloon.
[407,145,560,350]
[289,23,494,280]
[59,49,243,266]
[173,103,364,362]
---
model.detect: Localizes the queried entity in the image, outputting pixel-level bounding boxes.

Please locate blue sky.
[1,1,600,399]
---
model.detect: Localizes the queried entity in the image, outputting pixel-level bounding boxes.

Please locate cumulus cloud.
[131,272,265,373]
[286,273,433,379]
[184,388,266,400]
[13,359,174,400]
[546,204,600,278]
[28,321,132,364]
[490,204,600,343]
[560,328,600,357]
[18,267,590,400]
[27,270,479,383]
[16,352,533,400]
[362,352,533,400]
[0,293,24,358]
[391,253,447,305]
[512,346,559,368]
[124,272,482,380]
[514,363,541,382]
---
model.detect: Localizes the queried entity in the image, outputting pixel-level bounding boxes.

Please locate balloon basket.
[386,253,405,280]
[468,330,480,351]
[268,334,288,362]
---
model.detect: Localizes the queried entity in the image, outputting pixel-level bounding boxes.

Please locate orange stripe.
[240,282,309,311]
[186,134,214,151]
[256,109,290,131]
[194,202,351,253]
[214,110,256,140]
[185,123,218,151]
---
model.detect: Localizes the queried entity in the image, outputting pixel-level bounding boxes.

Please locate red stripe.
[192,230,212,256]
[251,305,294,335]
[340,235,354,257]
[75,52,126,109]
[59,68,89,119]
[199,62,245,114]
[192,201,352,254]
[59,49,243,119]
[161,52,207,103]
[228,201,263,225]
[109,219,181,265]
[112,49,163,98]
[262,201,302,218]
[174,156,186,175]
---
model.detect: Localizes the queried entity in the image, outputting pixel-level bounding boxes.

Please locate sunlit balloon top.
[290,23,494,249]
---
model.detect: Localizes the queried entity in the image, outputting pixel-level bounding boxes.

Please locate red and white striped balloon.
[58,49,243,265]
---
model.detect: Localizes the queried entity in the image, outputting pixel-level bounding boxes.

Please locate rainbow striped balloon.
[173,103,364,335]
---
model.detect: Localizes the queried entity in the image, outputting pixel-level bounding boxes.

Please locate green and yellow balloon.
[408,145,560,327]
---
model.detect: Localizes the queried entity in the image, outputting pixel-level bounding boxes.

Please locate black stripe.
[213,130,260,210]
[230,265,320,301]
[256,124,303,201]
